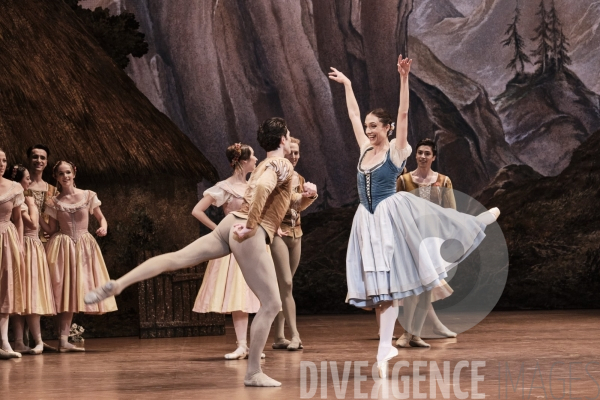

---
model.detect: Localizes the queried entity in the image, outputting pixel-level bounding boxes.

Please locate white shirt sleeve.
[203,185,231,208]
[389,139,412,168]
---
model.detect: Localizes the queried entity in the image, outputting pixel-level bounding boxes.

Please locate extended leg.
[85,215,236,304]
[231,228,282,387]
[376,303,399,378]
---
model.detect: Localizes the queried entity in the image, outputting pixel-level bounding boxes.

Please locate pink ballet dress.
[0,182,25,314]
[44,191,117,314]
[21,201,56,315]
[193,181,261,314]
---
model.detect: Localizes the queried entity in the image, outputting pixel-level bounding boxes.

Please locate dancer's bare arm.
[396,55,412,152]
[21,197,39,231]
[191,195,217,230]
[328,68,369,149]
[92,206,108,237]
[12,205,23,251]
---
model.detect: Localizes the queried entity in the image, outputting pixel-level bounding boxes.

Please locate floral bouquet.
[69,324,85,343]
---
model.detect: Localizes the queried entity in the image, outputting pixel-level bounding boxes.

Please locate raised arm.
[396,55,412,152]
[191,195,218,231]
[328,67,369,149]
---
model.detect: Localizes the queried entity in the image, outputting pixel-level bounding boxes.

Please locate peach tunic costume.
[193,181,261,314]
[30,183,58,243]
[44,190,117,314]
[0,182,25,314]
[20,199,56,315]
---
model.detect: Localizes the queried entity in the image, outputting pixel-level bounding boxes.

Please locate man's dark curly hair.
[257,117,288,152]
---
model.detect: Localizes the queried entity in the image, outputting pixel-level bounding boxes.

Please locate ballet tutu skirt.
[346,191,487,308]
[193,251,261,314]
[22,232,56,315]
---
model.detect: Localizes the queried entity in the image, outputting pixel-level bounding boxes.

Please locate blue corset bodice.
[357,148,406,213]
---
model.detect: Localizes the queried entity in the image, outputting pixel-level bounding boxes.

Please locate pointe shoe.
[476,207,501,225]
[490,207,501,219]
[377,347,398,379]
[433,326,457,338]
[395,333,411,348]
[224,347,248,360]
[272,338,290,349]
[84,280,118,304]
[409,336,431,348]
[58,344,85,353]
[43,342,58,352]
[244,372,282,387]
[28,346,43,355]
[287,337,303,351]
[0,349,22,359]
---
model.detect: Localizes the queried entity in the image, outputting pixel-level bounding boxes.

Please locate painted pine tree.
[556,27,572,71]
[530,0,552,74]
[501,0,531,74]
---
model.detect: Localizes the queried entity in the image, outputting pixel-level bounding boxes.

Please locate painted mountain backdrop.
[80,0,598,194]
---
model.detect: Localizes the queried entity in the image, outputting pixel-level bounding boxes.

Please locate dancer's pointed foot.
[0,346,22,359]
[476,207,500,225]
[409,336,431,348]
[58,342,85,353]
[244,372,282,387]
[28,343,44,355]
[85,280,119,304]
[43,342,58,352]
[376,347,398,379]
[287,336,303,351]
[272,338,290,350]
[225,344,248,360]
[13,342,31,354]
[395,333,411,348]
[433,326,457,338]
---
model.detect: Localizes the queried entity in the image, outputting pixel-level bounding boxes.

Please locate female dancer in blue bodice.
[329,56,500,378]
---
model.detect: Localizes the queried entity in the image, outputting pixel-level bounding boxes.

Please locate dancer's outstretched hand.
[233,223,253,240]
[302,181,317,197]
[328,67,350,84]
[397,55,412,77]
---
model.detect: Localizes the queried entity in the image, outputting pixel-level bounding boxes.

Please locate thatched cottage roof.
[0,0,218,182]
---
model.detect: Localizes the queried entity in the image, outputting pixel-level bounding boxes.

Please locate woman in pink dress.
[0,152,25,360]
[44,161,117,352]
[7,165,56,355]
[192,143,263,359]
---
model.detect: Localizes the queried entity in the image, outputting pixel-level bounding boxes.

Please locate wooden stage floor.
[2,310,600,400]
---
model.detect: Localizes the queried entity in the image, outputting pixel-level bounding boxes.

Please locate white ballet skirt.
[346,141,488,308]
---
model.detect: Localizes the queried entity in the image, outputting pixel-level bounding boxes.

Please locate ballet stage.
[2,311,599,400]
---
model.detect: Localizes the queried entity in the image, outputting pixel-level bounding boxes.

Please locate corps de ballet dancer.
[0,150,25,360]
[8,165,56,355]
[328,56,500,378]
[85,118,317,387]
[43,161,117,352]
[271,137,318,351]
[192,143,266,360]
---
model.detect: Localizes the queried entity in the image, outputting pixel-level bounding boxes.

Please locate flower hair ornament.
[388,122,396,136]
[10,165,18,180]
[230,143,242,168]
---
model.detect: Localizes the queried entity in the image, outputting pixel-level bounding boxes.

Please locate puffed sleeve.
[203,184,231,208]
[389,139,412,168]
[13,192,24,208]
[44,202,57,219]
[88,191,102,214]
